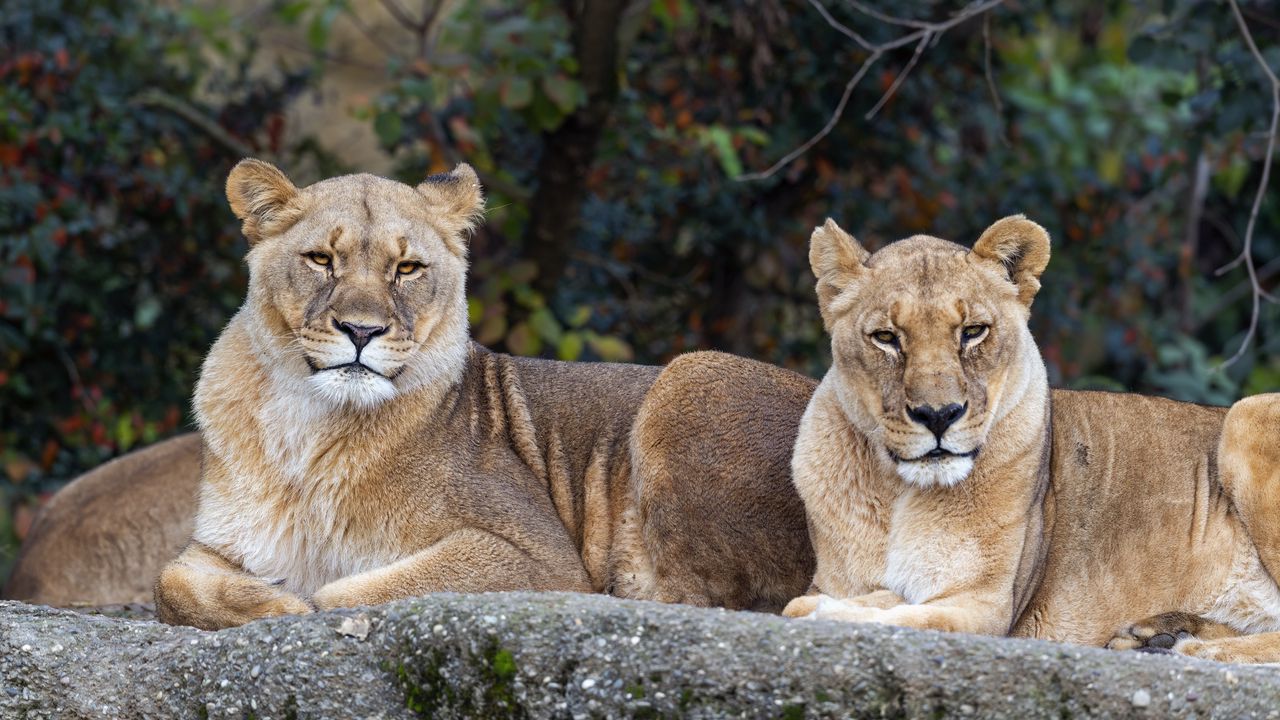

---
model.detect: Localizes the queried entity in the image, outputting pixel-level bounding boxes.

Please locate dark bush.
[0,0,295,573]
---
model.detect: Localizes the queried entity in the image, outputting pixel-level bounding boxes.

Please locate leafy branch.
[738,0,1004,181]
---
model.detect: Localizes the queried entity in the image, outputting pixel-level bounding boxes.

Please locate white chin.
[895,455,975,488]
[307,367,396,409]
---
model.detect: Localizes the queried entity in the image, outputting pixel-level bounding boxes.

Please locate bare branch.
[1195,255,1280,333]
[736,50,882,182]
[740,0,1004,181]
[1219,0,1279,370]
[379,0,423,30]
[344,7,407,60]
[843,0,933,29]
[982,11,1009,145]
[419,0,450,57]
[1180,150,1211,332]
[809,0,874,51]
[131,89,257,160]
[864,32,929,119]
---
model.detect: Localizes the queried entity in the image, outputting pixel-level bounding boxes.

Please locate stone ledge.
[2,593,1277,719]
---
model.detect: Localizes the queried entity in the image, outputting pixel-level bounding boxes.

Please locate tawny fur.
[783,216,1053,636]
[150,160,811,629]
[782,215,1280,664]
[1,433,200,605]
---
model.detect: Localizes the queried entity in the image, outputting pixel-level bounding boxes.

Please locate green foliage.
[2,0,1278,576]
[0,0,292,568]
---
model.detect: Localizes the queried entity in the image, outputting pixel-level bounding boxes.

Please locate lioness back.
[615,351,817,611]
[489,351,662,589]
[2,433,200,605]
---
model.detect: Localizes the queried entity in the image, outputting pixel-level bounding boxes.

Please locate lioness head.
[810,215,1050,488]
[226,159,483,409]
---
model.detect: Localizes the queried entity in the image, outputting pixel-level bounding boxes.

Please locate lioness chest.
[195,388,451,596]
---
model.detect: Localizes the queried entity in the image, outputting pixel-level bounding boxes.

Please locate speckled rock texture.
[3,592,1279,719]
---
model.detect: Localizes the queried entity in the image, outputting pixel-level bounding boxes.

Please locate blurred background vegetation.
[1,0,1277,579]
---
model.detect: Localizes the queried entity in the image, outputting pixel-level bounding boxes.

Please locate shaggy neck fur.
[190,291,469,593]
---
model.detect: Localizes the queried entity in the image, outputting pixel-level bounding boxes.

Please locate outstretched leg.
[1107,611,1242,652]
[310,527,590,610]
[1109,612,1280,663]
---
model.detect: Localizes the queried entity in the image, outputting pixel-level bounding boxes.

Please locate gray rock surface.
[2,592,1279,719]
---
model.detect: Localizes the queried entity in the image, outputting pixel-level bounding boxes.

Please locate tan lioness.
[151,160,813,629]
[779,215,1280,664]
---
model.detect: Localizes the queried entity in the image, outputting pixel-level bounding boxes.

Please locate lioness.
[779,215,1280,664]
[152,160,813,629]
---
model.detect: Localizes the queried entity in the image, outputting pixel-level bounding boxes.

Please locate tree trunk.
[521,0,628,299]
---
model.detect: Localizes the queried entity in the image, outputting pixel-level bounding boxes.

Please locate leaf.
[476,314,507,346]
[506,322,542,356]
[541,74,582,114]
[134,297,162,330]
[557,332,584,361]
[467,297,484,325]
[566,305,591,328]
[306,5,339,51]
[586,333,633,362]
[1097,150,1122,185]
[529,307,563,344]
[701,126,742,177]
[374,111,403,148]
[115,415,135,452]
[500,77,534,109]
[275,1,309,23]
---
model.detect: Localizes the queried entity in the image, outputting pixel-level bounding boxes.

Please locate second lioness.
[780,215,1280,664]
[154,160,813,629]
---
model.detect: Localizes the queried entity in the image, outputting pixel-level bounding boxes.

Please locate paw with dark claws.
[1106,611,1232,654]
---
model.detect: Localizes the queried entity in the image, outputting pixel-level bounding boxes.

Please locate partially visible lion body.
[149,160,813,629]
[1,433,200,606]
[1019,391,1280,647]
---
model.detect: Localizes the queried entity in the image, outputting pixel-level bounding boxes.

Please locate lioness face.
[810,217,1050,488]
[225,160,483,409]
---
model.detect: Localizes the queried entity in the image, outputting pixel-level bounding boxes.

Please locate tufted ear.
[418,163,485,257]
[809,218,870,327]
[226,158,302,246]
[971,214,1051,307]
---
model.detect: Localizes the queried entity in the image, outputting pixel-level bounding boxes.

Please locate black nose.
[335,320,389,351]
[907,402,967,440]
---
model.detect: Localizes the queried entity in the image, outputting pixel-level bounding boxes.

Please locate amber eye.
[870,330,898,346]
[304,252,331,267]
[961,324,988,342]
[396,261,424,276]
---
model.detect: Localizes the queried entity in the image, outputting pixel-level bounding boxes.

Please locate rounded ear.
[809,218,870,326]
[417,163,485,256]
[971,214,1051,306]
[226,159,301,246]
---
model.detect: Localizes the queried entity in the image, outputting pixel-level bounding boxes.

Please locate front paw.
[811,596,883,624]
[783,594,823,618]
[255,591,314,618]
[1106,612,1199,652]
[312,577,367,611]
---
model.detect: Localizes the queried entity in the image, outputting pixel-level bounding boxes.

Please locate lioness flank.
[781,215,1280,664]
[154,160,813,629]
